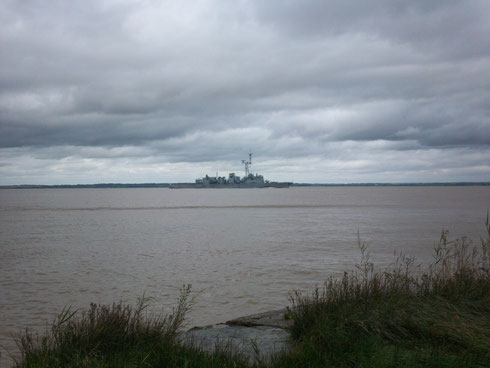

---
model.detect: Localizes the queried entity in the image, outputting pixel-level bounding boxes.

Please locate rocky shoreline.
[181,309,292,361]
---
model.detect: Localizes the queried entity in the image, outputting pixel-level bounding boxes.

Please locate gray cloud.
[0,0,489,184]
[251,0,490,58]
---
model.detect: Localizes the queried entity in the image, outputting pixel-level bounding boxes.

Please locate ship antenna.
[241,152,252,177]
[249,152,252,176]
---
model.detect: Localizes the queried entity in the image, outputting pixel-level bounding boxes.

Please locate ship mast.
[241,152,252,177]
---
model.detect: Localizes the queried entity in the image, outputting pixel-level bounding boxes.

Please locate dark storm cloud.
[252,0,490,57]
[0,0,489,183]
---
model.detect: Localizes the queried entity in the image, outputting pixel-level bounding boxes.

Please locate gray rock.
[226,308,293,329]
[180,309,292,362]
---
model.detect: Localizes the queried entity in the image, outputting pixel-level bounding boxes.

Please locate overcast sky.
[1,0,489,184]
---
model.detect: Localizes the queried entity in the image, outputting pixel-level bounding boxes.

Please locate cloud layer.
[1,0,489,184]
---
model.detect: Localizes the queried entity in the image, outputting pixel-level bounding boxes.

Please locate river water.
[0,186,488,363]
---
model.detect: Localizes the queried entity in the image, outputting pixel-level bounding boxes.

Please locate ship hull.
[169,182,291,189]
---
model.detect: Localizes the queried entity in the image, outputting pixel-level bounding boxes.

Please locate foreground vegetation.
[13,219,490,367]
[279,222,490,367]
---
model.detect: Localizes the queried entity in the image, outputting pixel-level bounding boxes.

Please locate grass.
[12,218,490,367]
[275,216,490,367]
[13,285,250,367]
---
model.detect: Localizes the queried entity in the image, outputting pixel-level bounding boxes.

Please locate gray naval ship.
[169,153,292,189]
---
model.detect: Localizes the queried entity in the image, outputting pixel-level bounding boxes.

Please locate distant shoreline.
[0,182,489,189]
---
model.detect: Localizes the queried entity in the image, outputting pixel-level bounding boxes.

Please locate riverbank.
[181,309,292,362]
[10,221,490,367]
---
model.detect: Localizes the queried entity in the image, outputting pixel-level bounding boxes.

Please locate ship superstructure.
[169,153,291,188]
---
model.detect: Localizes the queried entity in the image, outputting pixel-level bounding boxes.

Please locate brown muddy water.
[0,186,488,364]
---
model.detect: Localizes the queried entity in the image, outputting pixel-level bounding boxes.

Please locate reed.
[278,216,490,367]
[14,284,252,367]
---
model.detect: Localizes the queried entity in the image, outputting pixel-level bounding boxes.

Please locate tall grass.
[14,285,200,367]
[14,284,252,367]
[279,216,490,367]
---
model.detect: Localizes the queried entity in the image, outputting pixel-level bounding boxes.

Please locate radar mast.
[241,152,252,177]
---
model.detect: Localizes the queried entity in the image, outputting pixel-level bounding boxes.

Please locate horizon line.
[1,181,489,189]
